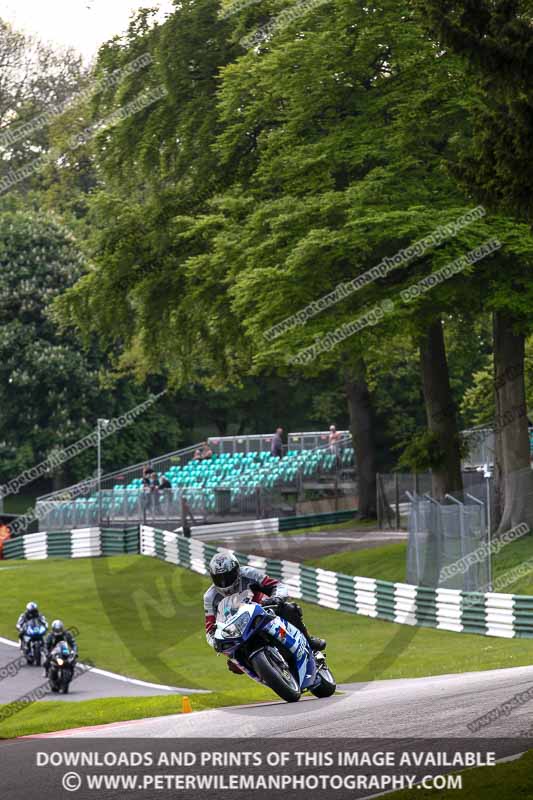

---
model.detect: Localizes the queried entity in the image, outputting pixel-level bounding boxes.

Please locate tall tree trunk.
[345,357,377,519]
[493,310,533,533]
[419,318,463,500]
[52,467,64,492]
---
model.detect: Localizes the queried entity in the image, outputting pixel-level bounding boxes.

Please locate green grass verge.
[281,518,376,537]
[3,554,533,737]
[307,543,407,582]
[0,689,276,739]
[307,534,533,595]
[384,750,533,799]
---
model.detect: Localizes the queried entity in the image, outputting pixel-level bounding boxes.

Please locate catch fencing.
[406,493,490,591]
[377,471,494,532]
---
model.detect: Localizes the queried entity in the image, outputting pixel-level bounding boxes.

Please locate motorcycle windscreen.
[216,590,253,622]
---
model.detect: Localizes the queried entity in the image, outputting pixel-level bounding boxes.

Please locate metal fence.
[208,431,352,455]
[406,492,490,591]
[377,471,494,532]
[208,434,279,455]
[288,431,352,451]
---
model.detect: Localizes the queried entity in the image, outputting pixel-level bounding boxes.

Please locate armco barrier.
[140,525,528,639]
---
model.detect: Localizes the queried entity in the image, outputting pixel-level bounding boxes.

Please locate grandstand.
[34,431,355,531]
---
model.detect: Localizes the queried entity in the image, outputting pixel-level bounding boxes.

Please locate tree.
[419,0,533,529]
[0,18,85,177]
[0,210,180,490]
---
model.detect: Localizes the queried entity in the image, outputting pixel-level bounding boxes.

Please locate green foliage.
[0,210,180,485]
[397,430,449,472]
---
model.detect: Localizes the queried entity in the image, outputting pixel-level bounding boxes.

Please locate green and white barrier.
[181,509,358,539]
[140,525,532,640]
[3,527,139,560]
[5,522,532,640]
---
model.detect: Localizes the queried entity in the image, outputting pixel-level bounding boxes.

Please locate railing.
[288,431,351,451]
[35,485,292,530]
[34,442,357,532]
[37,443,201,503]
[208,434,278,455]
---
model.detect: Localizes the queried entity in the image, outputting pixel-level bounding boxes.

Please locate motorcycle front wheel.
[251,647,301,703]
[310,666,336,698]
[33,642,42,667]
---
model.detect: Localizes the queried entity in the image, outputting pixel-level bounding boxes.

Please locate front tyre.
[310,665,336,698]
[251,647,301,703]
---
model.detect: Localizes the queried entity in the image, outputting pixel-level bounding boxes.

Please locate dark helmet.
[51,619,65,636]
[209,553,240,596]
[26,602,39,618]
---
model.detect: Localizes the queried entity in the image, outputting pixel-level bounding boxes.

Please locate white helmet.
[209,553,240,596]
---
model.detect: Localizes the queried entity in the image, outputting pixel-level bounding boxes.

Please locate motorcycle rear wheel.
[251,647,301,703]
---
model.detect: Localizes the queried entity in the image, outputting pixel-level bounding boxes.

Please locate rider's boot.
[298,619,326,651]
[308,636,327,651]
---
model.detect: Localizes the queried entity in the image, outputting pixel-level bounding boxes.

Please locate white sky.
[0,0,176,62]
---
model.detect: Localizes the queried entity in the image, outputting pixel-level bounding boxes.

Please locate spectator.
[141,466,155,512]
[201,442,213,460]
[194,442,213,460]
[159,474,171,490]
[150,472,161,512]
[329,424,343,465]
[142,465,155,485]
[271,427,284,459]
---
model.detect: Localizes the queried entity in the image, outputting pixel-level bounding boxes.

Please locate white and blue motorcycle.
[214,591,336,703]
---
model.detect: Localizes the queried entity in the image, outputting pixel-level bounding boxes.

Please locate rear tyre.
[251,647,301,703]
[310,666,336,698]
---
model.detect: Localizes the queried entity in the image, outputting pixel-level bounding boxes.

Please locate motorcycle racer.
[204,553,326,673]
[16,602,48,649]
[43,620,77,676]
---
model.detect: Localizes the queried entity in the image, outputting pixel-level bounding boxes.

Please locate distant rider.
[204,553,326,674]
[16,602,48,649]
[44,620,78,676]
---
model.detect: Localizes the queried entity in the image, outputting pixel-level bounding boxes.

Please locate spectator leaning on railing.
[271,427,284,459]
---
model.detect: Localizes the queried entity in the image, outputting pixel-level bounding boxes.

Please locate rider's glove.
[260,597,279,608]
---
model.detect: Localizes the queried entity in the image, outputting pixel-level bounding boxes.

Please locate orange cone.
[182,696,192,713]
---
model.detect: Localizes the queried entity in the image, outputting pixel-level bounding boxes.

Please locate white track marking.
[0,636,209,694]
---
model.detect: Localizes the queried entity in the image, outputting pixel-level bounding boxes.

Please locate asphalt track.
[0,640,207,703]
[206,529,408,561]
[34,664,533,738]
